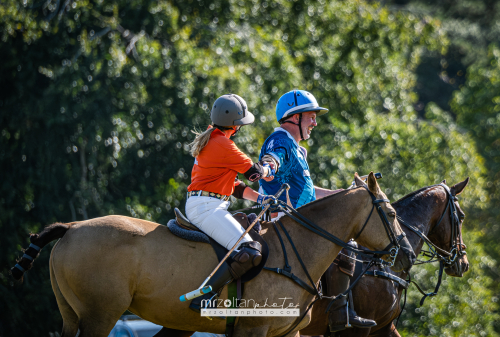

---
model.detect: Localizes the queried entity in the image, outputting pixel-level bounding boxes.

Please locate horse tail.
[11,222,74,281]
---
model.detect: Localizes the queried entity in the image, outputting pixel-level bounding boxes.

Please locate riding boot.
[327,264,376,332]
[189,262,233,313]
[189,241,262,313]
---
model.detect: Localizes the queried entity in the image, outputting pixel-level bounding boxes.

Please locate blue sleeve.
[262,135,289,169]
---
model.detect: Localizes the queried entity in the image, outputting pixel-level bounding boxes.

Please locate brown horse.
[11,173,412,337]
[300,178,470,337]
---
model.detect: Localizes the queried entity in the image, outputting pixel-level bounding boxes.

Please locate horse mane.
[393,184,442,206]
[296,186,357,210]
[295,184,444,210]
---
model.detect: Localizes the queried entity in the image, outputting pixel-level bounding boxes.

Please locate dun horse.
[300,178,470,337]
[11,173,413,337]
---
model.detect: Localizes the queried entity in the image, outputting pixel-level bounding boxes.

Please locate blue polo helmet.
[275,90,328,123]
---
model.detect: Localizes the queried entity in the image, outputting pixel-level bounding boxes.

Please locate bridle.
[395,183,466,307]
[352,186,406,265]
[397,183,466,267]
[261,185,406,336]
[278,185,405,269]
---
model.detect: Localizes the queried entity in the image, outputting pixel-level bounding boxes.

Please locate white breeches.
[185,196,252,250]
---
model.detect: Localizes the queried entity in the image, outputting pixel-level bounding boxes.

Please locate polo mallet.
[180,183,290,302]
[347,172,383,189]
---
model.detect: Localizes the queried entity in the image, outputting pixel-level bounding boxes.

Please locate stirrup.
[328,294,351,332]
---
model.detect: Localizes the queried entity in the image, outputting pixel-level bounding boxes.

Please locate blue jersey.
[259,127,315,208]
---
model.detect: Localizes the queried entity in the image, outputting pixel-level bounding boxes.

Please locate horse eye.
[388,211,396,217]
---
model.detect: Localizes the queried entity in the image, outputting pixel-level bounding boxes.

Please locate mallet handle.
[179,184,289,302]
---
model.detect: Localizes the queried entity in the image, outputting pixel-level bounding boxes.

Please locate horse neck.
[394,186,448,258]
[278,189,370,282]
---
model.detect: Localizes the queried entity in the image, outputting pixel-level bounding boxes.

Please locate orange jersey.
[188,128,253,196]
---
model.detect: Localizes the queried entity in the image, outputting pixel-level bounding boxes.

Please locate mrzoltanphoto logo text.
[201,297,300,317]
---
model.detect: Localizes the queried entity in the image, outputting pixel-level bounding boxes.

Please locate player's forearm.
[243,186,260,202]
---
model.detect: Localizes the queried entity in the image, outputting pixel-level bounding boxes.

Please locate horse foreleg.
[366,322,399,337]
[388,323,401,337]
[153,327,194,337]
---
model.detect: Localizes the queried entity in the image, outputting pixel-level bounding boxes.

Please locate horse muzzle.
[390,235,416,273]
[445,254,469,277]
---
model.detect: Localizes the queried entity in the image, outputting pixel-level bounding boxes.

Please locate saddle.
[170,208,269,284]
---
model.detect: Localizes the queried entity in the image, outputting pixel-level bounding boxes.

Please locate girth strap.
[264,220,319,296]
[263,267,316,295]
[263,219,323,337]
[271,222,291,272]
[276,220,320,295]
[364,270,409,289]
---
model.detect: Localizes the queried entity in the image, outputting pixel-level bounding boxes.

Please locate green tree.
[373,0,500,113]
[400,231,499,337]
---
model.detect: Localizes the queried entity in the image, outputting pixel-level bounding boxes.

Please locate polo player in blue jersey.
[258,90,376,333]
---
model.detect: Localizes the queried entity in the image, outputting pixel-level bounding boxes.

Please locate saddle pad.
[166,218,269,284]
[166,219,210,244]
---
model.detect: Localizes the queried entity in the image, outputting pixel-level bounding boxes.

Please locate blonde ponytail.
[190,126,216,157]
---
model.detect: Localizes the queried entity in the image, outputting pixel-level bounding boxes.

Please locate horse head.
[427,178,470,277]
[353,172,416,273]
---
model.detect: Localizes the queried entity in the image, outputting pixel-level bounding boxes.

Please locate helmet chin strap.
[214,124,241,137]
[281,114,304,141]
[231,126,241,137]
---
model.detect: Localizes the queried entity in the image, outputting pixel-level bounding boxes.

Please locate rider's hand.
[262,163,276,179]
[257,194,277,205]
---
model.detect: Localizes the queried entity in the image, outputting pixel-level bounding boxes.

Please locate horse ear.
[354,172,365,187]
[451,177,470,196]
[441,179,447,185]
[367,172,378,194]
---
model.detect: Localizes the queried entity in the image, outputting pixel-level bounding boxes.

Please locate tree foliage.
[400,231,499,337]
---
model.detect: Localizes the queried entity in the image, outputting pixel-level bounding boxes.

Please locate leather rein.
[391,183,466,311]
[263,185,404,336]
[397,183,466,267]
